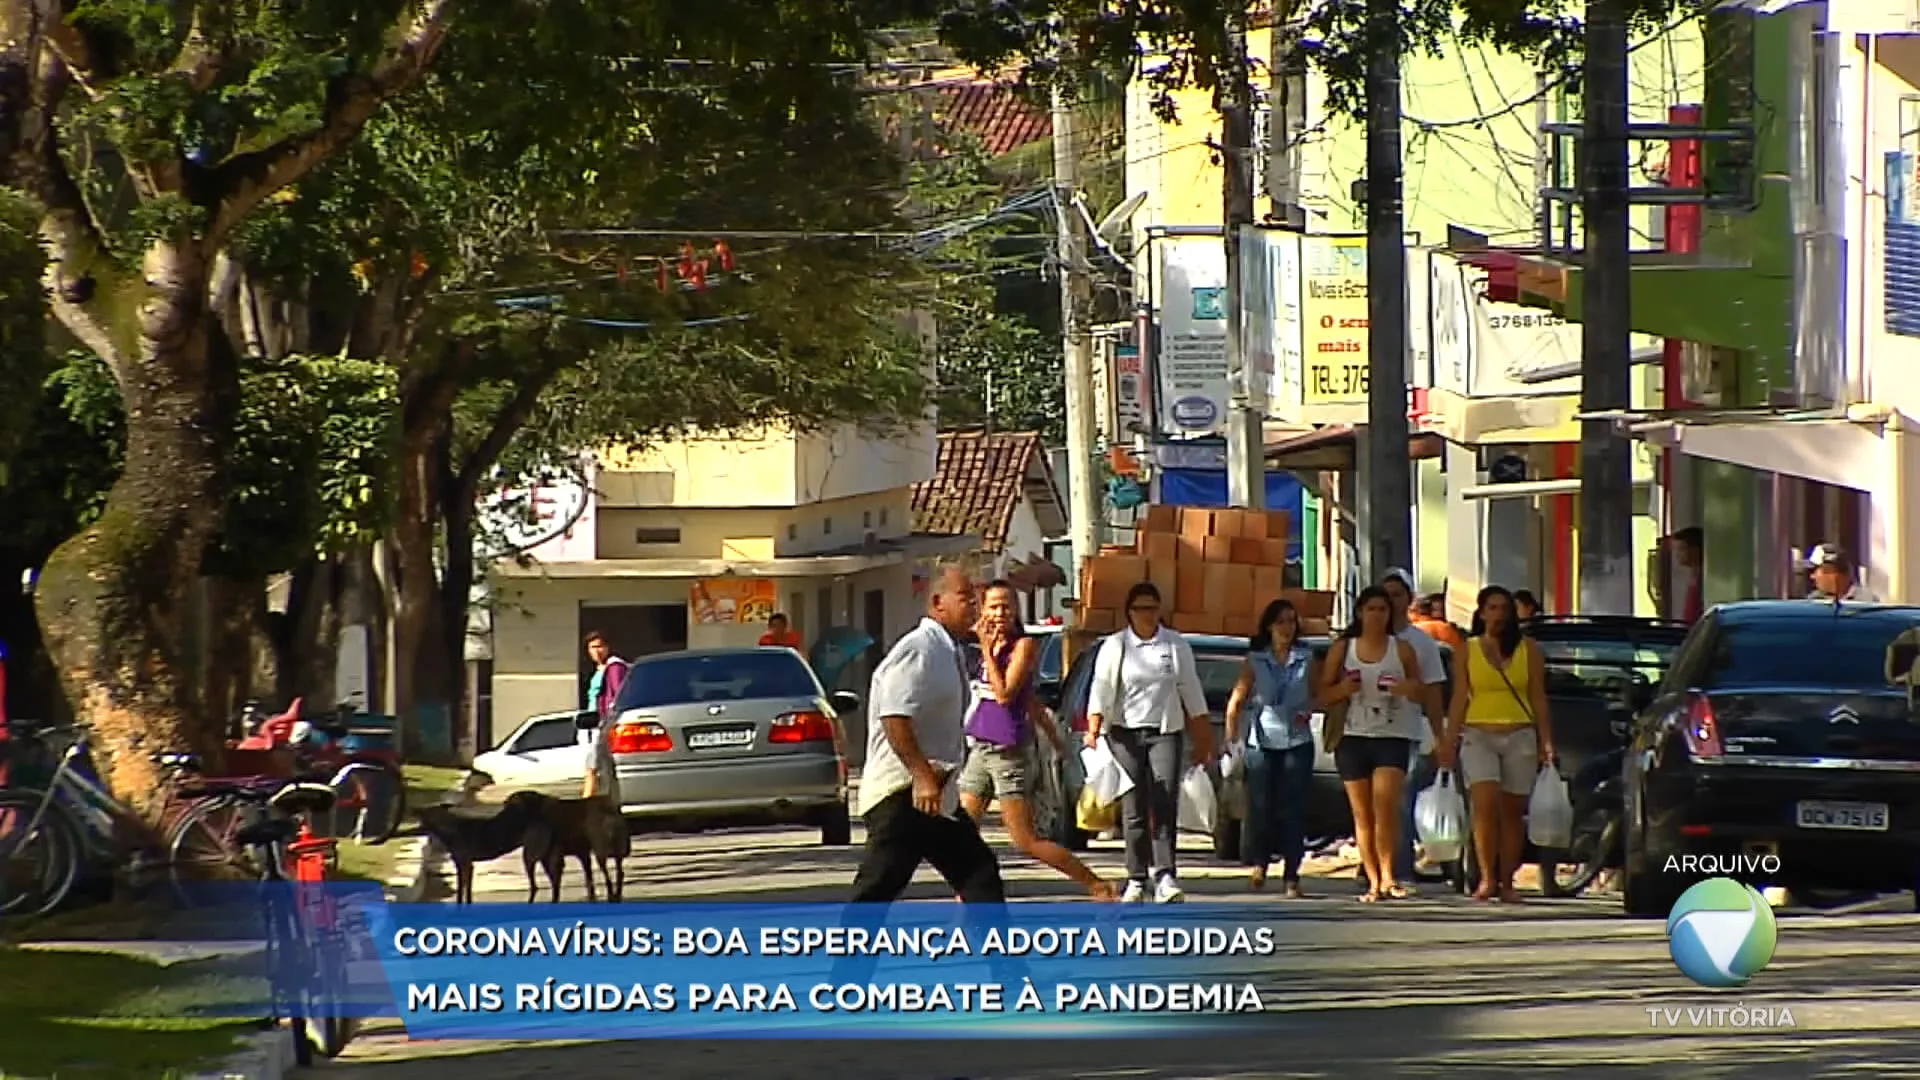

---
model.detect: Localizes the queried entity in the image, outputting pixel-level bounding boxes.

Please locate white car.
[467,709,598,800]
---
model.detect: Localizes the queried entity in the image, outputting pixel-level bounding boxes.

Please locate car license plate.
[1795,800,1889,832]
[686,726,754,750]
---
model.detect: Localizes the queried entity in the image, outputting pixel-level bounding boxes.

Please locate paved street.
[304,822,1920,1079]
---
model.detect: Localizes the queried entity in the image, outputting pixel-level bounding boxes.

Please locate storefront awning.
[1586,406,1888,492]
[1262,425,1443,470]
[494,532,980,580]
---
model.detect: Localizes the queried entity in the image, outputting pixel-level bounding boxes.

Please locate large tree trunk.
[34,247,233,817]
[392,383,457,763]
[438,486,476,754]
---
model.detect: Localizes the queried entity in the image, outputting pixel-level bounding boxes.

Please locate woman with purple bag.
[959,580,1117,900]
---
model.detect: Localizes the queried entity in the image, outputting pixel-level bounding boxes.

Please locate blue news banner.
[245,886,1297,1038]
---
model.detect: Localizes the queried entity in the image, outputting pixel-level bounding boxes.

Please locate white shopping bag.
[1178,764,1217,834]
[1527,766,1574,849]
[1080,738,1134,806]
[1414,769,1467,864]
[1217,751,1248,821]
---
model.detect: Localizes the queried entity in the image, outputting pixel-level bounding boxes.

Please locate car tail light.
[608,720,672,754]
[1683,694,1723,758]
[770,711,835,744]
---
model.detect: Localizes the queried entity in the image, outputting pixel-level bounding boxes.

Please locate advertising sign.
[1112,344,1148,436]
[690,578,778,625]
[1298,236,1370,404]
[1155,237,1229,434]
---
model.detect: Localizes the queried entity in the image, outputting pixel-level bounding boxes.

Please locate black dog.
[415,791,541,905]
[518,794,632,903]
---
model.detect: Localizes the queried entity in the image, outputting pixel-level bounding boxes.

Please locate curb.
[184,1027,296,1080]
[387,833,443,903]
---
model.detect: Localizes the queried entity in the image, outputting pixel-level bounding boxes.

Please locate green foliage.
[0,190,50,464]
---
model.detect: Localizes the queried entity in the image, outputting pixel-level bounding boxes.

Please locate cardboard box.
[1253,565,1283,599]
[1179,506,1214,538]
[1223,613,1258,637]
[1078,607,1120,633]
[1175,610,1224,635]
[1202,536,1234,563]
[1147,559,1178,610]
[1240,510,1292,540]
[1229,537,1266,564]
[1284,588,1337,620]
[1142,504,1179,533]
[1300,617,1333,636]
[1222,565,1257,616]
[1211,508,1245,539]
[1140,531,1178,563]
[1202,563,1237,612]
[1175,564,1207,612]
[1088,555,1147,608]
[1260,538,1290,565]
[1176,533,1207,563]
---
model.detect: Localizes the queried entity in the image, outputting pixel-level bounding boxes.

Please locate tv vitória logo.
[1666,877,1778,988]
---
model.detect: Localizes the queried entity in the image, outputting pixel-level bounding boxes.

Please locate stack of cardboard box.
[1075,505,1338,637]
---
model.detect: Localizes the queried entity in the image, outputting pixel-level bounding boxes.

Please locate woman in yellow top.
[1438,585,1556,903]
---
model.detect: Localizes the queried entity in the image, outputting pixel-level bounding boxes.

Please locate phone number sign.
[1300,236,1370,405]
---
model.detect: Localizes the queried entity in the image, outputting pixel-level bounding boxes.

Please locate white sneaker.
[1154,874,1186,904]
[1121,879,1149,903]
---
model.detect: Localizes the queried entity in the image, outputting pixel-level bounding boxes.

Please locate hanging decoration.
[714,240,735,273]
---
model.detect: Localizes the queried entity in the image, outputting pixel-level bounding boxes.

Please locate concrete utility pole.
[1053,77,1102,579]
[1363,0,1412,577]
[1222,16,1264,510]
[1267,7,1307,230]
[1579,0,1636,614]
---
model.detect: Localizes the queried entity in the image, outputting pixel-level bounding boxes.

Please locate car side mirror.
[830,691,861,715]
[574,711,600,730]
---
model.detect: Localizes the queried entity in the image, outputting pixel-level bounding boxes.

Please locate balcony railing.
[1537,121,1757,257]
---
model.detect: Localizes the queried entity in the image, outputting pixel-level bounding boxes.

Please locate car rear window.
[1707,615,1920,690]
[614,652,820,710]
[1194,652,1245,714]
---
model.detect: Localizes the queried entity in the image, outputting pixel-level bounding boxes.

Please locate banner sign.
[690,579,778,625]
[1426,250,1581,399]
[1155,237,1229,434]
[1299,236,1370,405]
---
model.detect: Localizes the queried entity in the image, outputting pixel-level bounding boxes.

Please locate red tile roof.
[912,431,1057,554]
[931,82,1051,157]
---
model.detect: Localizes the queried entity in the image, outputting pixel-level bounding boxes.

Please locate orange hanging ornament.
[714,240,735,273]
[409,252,428,279]
[677,241,697,279]
[690,257,709,291]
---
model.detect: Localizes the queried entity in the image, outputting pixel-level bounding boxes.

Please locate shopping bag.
[1217,751,1248,821]
[1080,737,1134,806]
[1076,784,1119,833]
[1414,769,1467,864]
[1527,766,1574,849]
[1178,765,1217,834]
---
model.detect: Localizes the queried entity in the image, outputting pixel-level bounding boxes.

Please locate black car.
[1620,601,1920,916]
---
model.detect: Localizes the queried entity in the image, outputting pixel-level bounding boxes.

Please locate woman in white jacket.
[1083,582,1217,903]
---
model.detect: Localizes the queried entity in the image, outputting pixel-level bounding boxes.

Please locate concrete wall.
[596,423,936,510]
[590,489,913,561]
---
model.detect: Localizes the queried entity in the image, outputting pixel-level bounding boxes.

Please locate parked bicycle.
[0,720,273,916]
[237,699,406,844]
[232,779,355,1064]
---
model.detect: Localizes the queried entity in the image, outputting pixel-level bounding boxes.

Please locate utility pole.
[1363,0,1411,578]
[1267,6,1306,230]
[1222,15,1263,510]
[1053,76,1101,579]
[1579,0,1635,614]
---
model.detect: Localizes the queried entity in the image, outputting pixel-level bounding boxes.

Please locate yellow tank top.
[1464,636,1534,729]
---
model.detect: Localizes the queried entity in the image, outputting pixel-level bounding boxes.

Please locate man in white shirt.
[849,565,1007,903]
[1382,569,1448,885]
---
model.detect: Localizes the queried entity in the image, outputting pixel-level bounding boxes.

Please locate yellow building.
[484,421,975,753]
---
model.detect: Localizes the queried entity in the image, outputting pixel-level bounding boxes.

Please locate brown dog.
[415,791,541,905]
[518,793,632,903]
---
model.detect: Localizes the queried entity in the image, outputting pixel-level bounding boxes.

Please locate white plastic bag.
[1414,769,1467,863]
[1527,766,1574,849]
[1080,738,1134,807]
[1218,752,1247,821]
[1179,765,1218,834]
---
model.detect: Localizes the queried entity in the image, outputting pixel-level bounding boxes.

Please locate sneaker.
[1121,879,1149,903]
[1154,874,1186,904]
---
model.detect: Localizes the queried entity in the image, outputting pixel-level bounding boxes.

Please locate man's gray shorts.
[959,737,1031,800]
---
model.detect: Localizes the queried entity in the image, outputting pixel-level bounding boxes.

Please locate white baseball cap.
[1807,543,1850,570]
[1381,567,1416,591]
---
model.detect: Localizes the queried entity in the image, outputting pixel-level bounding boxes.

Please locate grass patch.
[403,763,467,806]
[0,945,261,1079]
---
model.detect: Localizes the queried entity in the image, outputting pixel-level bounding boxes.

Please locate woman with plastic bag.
[1437,585,1557,903]
[960,581,1117,900]
[1224,598,1320,897]
[1083,582,1216,903]
[1317,587,1427,902]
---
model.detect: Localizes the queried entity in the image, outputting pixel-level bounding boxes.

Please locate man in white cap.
[1380,568,1448,886]
[1807,544,1878,603]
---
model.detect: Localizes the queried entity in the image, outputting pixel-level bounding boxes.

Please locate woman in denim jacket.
[1225,598,1321,896]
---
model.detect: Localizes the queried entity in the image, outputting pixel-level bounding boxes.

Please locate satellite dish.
[1095,192,1147,245]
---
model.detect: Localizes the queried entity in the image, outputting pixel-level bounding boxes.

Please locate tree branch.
[455,343,570,500]
[204,0,455,247]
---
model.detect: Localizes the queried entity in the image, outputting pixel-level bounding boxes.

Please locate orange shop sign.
[690,578,777,625]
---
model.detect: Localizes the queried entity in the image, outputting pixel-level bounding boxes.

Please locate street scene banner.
[1298,236,1369,405]
[1155,236,1229,435]
[690,578,778,624]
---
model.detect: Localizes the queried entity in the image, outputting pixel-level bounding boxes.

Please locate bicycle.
[234,780,355,1065]
[0,720,279,916]
[239,700,407,844]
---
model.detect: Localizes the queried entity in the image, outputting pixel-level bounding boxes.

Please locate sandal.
[1471,883,1496,902]
[1249,867,1269,891]
[1499,886,1524,904]
[1089,879,1119,903]
[1283,881,1306,900]
[1384,883,1414,900]
[1358,887,1382,903]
